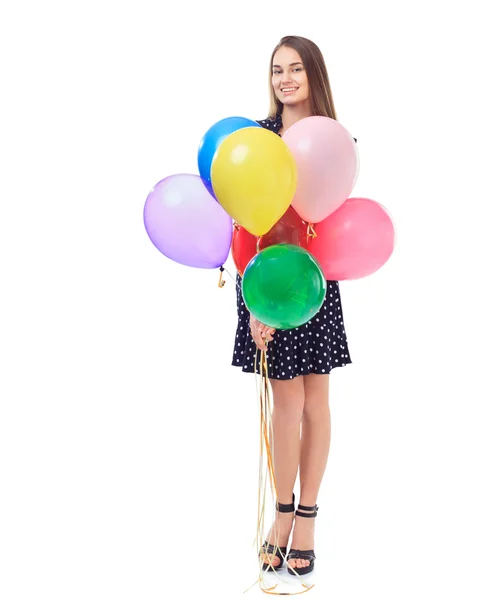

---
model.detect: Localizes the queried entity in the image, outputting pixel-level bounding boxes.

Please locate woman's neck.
[280,103,313,135]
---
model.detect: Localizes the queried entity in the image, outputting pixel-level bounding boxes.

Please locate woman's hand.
[250,314,276,351]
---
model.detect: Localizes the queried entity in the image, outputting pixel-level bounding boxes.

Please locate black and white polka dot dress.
[231,114,353,380]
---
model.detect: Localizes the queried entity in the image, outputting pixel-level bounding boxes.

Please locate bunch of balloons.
[143,115,395,329]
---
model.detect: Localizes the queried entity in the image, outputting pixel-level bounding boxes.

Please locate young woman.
[232,35,355,576]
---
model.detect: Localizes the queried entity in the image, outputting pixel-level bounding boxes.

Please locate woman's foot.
[261,506,295,568]
[287,505,317,571]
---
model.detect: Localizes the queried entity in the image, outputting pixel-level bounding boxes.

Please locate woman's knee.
[270,377,305,420]
[302,374,330,418]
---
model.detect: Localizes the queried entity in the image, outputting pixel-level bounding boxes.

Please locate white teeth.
[282,88,297,92]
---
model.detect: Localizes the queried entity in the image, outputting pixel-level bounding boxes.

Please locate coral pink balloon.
[283,116,359,223]
[308,197,395,280]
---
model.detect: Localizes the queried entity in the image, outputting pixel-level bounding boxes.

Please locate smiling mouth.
[281,87,299,94]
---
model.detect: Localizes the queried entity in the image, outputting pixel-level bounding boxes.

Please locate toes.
[288,558,310,570]
[262,553,280,567]
[290,559,309,569]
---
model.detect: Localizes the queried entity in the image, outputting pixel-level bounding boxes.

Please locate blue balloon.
[197,116,261,198]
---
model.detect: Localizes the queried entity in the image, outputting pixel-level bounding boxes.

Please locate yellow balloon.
[211,127,297,236]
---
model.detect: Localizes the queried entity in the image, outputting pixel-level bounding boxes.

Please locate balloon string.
[306,223,317,239]
[218,266,226,288]
[242,346,314,595]
[219,267,242,291]
[220,264,315,594]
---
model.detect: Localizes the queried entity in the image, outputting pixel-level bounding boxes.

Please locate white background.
[1,0,484,598]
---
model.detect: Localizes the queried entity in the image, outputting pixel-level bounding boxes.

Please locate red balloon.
[308,197,395,280]
[259,206,308,251]
[231,207,309,275]
[231,224,257,276]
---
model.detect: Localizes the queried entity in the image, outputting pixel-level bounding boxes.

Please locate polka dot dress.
[232,274,352,379]
[231,115,354,380]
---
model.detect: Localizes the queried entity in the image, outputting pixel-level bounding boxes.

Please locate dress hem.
[231,359,352,380]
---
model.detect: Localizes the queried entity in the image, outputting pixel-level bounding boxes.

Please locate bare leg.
[288,374,330,571]
[261,376,305,568]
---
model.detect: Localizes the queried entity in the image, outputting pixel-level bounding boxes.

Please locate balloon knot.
[307,223,317,239]
[218,267,226,288]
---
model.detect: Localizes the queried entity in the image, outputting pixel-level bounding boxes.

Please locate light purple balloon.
[143,173,233,268]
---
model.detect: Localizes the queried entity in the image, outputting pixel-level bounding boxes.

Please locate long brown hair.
[268,35,338,120]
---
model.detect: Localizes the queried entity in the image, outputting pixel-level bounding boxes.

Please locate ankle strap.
[298,503,318,511]
[276,492,295,513]
[295,503,319,518]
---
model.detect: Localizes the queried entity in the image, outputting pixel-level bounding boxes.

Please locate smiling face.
[271,45,310,108]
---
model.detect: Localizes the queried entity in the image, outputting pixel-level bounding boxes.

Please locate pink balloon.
[283,116,359,223]
[308,197,395,280]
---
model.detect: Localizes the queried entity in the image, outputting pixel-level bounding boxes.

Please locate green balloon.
[242,244,326,329]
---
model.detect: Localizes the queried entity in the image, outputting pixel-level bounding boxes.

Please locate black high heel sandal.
[287,503,319,576]
[260,493,295,571]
